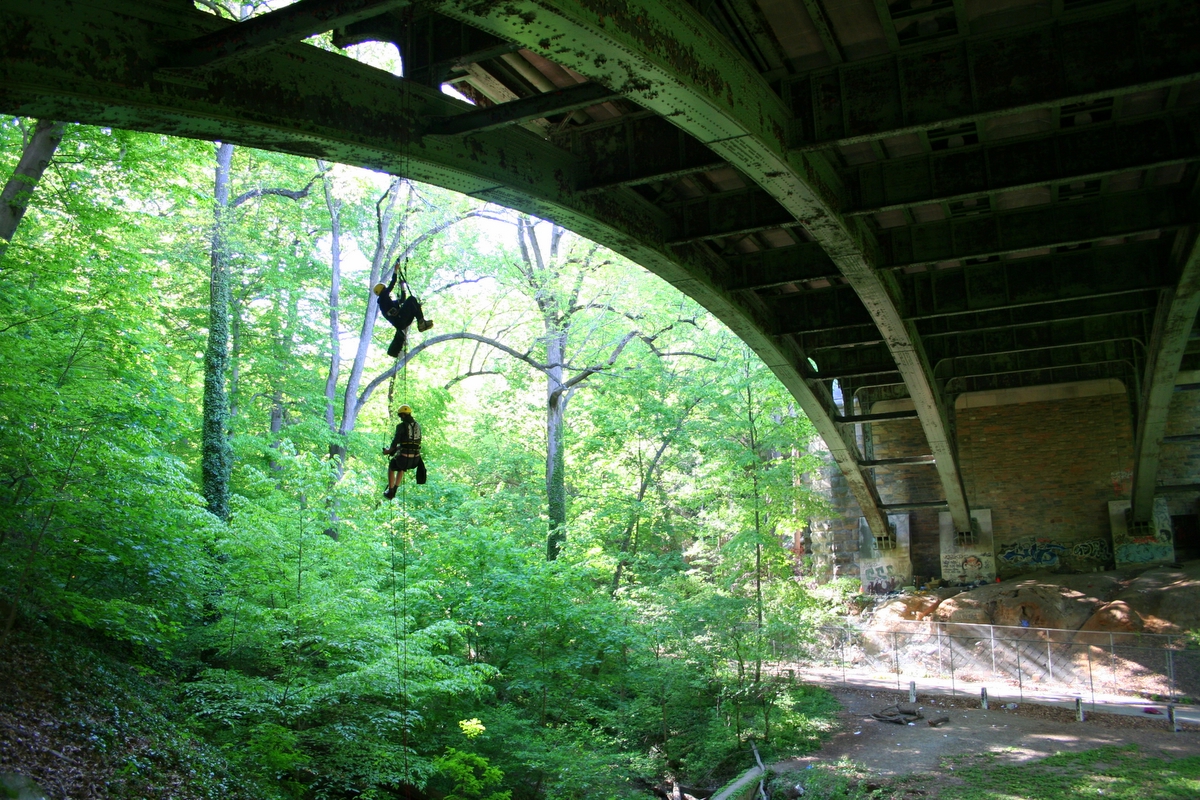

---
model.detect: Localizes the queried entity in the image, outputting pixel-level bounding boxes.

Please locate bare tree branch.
[427,275,489,297]
[230,170,324,208]
[443,370,502,390]
[357,331,554,411]
[560,329,640,398]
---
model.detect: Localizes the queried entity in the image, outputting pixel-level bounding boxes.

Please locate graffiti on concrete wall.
[1115,542,1173,564]
[1112,496,1173,566]
[862,576,902,594]
[942,552,995,584]
[860,561,905,594]
[1070,538,1111,562]
[863,563,895,581]
[998,537,1067,568]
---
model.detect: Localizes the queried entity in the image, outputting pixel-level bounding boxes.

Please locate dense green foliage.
[0,118,846,798]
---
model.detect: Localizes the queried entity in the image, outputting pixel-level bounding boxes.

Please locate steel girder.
[773,239,1172,337]
[552,113,728,193]
[842,109,1200,216]
[877,187,1189,269]
[787,1,1200,150]
[429,0,975,534]
[1131,227,1200,522]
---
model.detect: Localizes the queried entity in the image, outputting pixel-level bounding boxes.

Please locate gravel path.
[774,687,1200,780]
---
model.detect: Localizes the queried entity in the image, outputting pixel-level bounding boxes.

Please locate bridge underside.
[3,0,1199,548]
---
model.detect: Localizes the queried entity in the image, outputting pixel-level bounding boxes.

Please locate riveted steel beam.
[552,113,728,193]
[423,82,621,135]
[168,0,412,69]
[904,241,1173,319]
[801,325,885,352]
[947,362,1137,396]
[722,242,841,291]
[817,323,1147,385]
[773,240,1171,338]
[798,0,844,64]
[924,315,1151,363]
[861,455,937,467]
[663,187,797,244]
[917,294,1159,340]
[935,339,1142,382]
[879,187,1189,270]
[787,1,1200,150]
[843,109,1200,216]
[1131,227,1200,522]
[882,501,949,511]
[771,285,874,335]
[835,410,920,424]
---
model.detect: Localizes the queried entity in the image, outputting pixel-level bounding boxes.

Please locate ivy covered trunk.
[201,142,234,521]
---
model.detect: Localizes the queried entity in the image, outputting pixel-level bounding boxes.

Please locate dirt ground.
[776,687,1200,779]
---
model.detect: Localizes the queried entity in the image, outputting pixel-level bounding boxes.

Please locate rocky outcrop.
[866,560,1200,638]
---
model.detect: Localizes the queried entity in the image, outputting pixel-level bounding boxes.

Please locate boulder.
[1078,562,1200,637]
[872,593,942,624]
[931,572,1110,630]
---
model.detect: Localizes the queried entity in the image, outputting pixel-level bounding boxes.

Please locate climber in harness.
[374,266,433,358]
[382,404,422,499]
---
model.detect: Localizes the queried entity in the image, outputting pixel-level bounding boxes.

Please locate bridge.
[3,0,1198,580]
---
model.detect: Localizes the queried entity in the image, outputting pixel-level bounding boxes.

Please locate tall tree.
[0,119,65,259]
[202,141,235,521]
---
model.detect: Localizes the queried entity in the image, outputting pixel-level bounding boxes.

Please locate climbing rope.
[386,493,410,781]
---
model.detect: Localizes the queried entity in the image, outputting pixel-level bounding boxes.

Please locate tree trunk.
[229,294,242,423]
[545,330,568,560]
[0,119,65,258]
[321,169,345,539]
[202,142,234,521]
[322,168,343,444]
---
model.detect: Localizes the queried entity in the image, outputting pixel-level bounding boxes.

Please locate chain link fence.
[766,621,1200,706]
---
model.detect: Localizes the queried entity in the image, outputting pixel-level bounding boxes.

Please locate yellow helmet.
[373,283,386,296]
[398,404,413,415]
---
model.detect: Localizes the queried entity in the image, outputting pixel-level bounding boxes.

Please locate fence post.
[990,625,996,675]
[1168,704,1178,734]
[1109,632,1117,695]
[1075,697,1084,722]
[949,630,956,696]
[1087,645,1096,712]
[1017,640,1024,700]
[909,681,916,703]
[1167,638,1176,703]
[1046,637,1054,684]
[981,687,988,710]
[893,630,900,690]
[839,635,846,686]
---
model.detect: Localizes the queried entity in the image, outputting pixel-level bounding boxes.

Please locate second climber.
[382,404,422,499]
[374,266,433,358]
